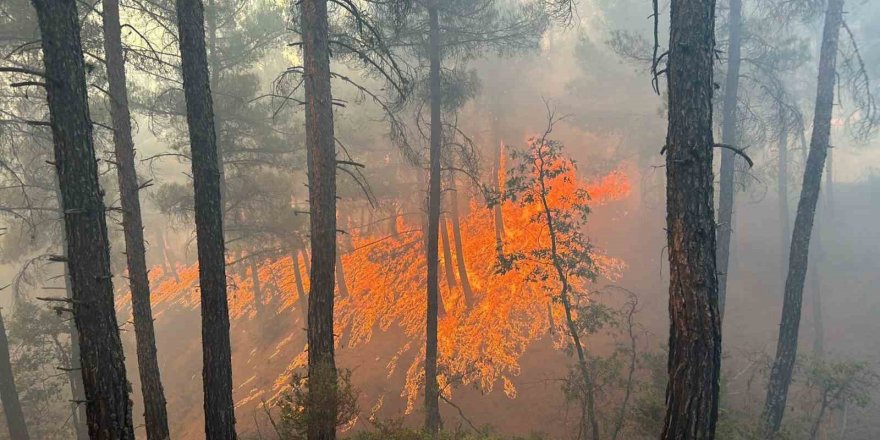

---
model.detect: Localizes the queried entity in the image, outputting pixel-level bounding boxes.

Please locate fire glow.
[117,159,632,412]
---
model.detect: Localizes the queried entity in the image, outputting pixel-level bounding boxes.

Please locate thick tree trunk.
[205,0,226,205]
[175,0,236,438]
[102,1,171,438]
[448,178,473,308]
[32,0,136,437]
[301,0,338,437]
[424,2,443,433]
[716,0,742,320]
[777,124,790,285]
[760,0,843,435]
[0,308,30,440]
[660,0,722,438]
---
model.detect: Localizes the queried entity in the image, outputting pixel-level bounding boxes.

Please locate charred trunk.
[660,0,722,438]
[716,0,742,319]
[175,0,236,437]
[301,0,339,437]
[0,308,29,440]
[102,0,170,437]
[424,1,443,432]
[760,0,843,435]
[32,0,136,437]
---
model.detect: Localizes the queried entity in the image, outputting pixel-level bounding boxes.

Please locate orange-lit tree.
[496,120,603,440]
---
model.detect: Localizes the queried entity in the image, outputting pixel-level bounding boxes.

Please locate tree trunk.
[440,216,458,289]
[251,258,264,317]
[716,0,742,320]
[102,0,171,437]
[291,249,308,322]
[760,0,843,435]
[424,1,443,433]
[660,0,722,438]
[56,217,90,440]
[32,0,136,437]
[301,0,338,437]
[335,250,349,299]
[449,178,473,308]
[205,0,226,205]
[175,0,236,437]
[777,123,790,285]
[0,308,30,440]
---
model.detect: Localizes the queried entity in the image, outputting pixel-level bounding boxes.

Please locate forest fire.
[116,161,632,412]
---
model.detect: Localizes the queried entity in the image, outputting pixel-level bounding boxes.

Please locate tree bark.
[0,308,30,440]
[32,0,136,437]
[175,0,236,438]
[448,178,473,308]
[660,0,722,438]
[102,0,171,437]
[716,0,742,320]
[760,0,843,435]
[424,1,443,433]
[301,0,338,437]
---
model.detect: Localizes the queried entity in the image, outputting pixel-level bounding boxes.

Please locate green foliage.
[277,368,360,440]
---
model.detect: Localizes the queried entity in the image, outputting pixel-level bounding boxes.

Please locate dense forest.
[0,0,878,439]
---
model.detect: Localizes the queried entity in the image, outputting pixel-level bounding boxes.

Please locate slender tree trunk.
[251,259,264,317]
[291,249,308,321]
[0,308,30,440]
[777,124,790,285]
[32,0,136,437]
[760,0,843,435]
[335,250,349,298]
[490,117,505,255]
[424,2,443,433]
[448,178,473,308]
[102,1,170,437]
[301,0,338,437]
[660,0,722,438]
[440,216,458,290]
[716,0,743,319]
[175,0,236,438]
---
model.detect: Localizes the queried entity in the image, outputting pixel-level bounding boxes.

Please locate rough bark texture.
[760,0,843,435]
[716,0,742,319]
[301,0,338,437]
[102,0,171,437]
[0,308,30,440]
[175,0,236,438]
[424,2,443,432]
[32,0,136,437]
[661,0,722,438]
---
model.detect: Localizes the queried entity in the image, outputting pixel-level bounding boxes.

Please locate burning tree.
[497,118,606,440]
